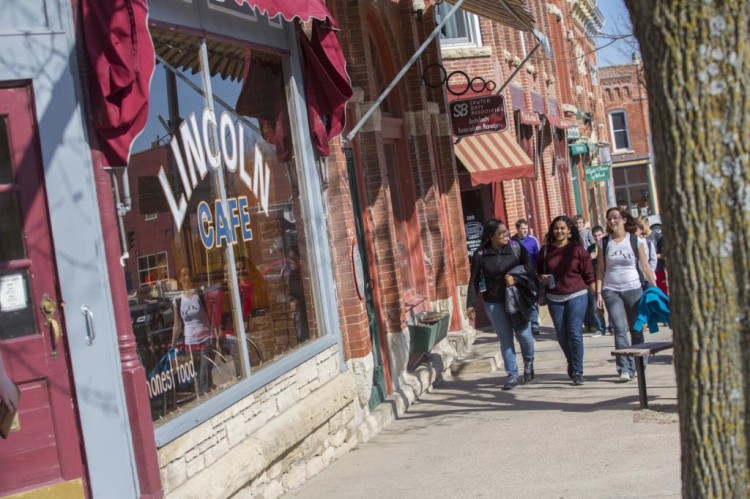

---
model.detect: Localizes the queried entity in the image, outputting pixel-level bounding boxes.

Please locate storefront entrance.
[0,86,86,497]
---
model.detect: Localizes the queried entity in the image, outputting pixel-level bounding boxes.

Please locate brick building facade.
[600,60,661,218]
[438,0,608,246]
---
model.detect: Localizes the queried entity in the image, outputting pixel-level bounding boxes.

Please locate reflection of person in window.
[284,250,309,343]
[171,267,216,395]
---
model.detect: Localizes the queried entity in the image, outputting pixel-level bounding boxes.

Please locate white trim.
[608,109,631,153]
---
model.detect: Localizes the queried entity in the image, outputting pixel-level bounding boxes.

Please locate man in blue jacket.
[513,219,541,335]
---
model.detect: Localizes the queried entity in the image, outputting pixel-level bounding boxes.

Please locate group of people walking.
[466,208,661,390]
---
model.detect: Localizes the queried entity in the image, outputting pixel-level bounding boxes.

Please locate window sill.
[440,46,492,60]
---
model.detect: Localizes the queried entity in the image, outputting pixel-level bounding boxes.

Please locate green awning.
[570,143,588,155]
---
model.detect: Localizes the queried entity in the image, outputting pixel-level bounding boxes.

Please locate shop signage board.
[570,142,588,156]
[449,94,508,137]
[585,164,611,182]
[464,215,484,258]
[567,124,580,141]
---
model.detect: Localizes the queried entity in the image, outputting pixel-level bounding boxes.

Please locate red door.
[0,86,87,497]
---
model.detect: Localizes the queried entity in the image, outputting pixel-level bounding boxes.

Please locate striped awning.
[443,0,535,32]
[455,132,535,186]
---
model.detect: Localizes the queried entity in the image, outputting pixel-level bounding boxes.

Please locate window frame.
[136,251,169,286]
[608,110,631,152]
[436,7,482,48]
[143,5,344,446]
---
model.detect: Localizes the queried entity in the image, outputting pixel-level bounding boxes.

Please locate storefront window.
[614,164,652,217]
[122,29,318,425]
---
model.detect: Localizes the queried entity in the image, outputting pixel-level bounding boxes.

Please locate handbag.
[538,245,549,306]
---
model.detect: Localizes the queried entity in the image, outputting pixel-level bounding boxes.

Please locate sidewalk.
[285,324,681,498]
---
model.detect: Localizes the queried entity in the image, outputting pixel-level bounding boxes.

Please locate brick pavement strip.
[286,327,681,498]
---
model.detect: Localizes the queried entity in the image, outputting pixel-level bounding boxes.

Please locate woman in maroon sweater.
[537,215,596,385]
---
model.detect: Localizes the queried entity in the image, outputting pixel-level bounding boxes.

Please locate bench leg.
[635,356,648,409]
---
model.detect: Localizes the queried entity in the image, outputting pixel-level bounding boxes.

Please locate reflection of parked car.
[129,296,174,331]
[129,285,175,373]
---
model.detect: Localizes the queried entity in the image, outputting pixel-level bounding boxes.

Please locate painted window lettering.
[158,108,271,233]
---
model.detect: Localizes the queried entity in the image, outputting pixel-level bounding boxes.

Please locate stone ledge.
[355,325,475,443]
[166,372,356,498]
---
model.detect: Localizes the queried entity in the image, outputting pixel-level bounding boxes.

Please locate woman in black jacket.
[466,219,536,390]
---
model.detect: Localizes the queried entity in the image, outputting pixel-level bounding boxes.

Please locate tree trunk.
[624,1,750,496]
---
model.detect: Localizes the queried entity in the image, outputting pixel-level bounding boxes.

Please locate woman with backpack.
[171,267,217,395]
[466,219,537,391]
[537,216,595,386]
[595,208,657,382]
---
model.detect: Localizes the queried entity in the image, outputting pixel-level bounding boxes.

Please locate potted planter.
[408,311,450,354]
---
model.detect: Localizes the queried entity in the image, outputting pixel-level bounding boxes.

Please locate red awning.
[83,0,155,167]
[235,0,337,25]
[546,115,571,129]
[297,19,353,157]
[232,1,353,157]
[455,132,535,186]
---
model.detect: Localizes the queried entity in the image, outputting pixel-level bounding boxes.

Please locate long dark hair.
[480,218,505,248]
[544,215,582,246]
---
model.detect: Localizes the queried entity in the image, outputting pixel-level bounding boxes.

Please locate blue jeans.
[547,293,588,375]
[530,302,540,331]
[485,302,534,378]
[602,287,643,376]
[584,291,606,332]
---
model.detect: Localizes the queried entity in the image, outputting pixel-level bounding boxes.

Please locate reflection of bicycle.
[245,336,263,365]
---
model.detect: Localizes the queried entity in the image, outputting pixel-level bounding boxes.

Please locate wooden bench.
[611,341,674,409]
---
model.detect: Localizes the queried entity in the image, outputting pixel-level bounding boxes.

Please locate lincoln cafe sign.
[158,108,271,250]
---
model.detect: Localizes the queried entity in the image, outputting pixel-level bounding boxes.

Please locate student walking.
[538,216,595,386]
[595,208,657,382]
[513,219,541,335]
[584,225,607,337]
[467,219,537,391]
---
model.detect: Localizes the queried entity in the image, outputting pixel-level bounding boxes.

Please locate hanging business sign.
[567,124,580,141]
[585,164,611,182]
[569,142,589,156]
[449,95,508,137]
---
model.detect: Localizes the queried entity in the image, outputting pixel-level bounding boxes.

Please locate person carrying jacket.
[538,215,595,386]
[467,218,536,391]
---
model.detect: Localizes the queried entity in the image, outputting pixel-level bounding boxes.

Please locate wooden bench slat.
[611,341,673,357]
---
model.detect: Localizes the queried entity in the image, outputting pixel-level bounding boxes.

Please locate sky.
[595,0,640,67]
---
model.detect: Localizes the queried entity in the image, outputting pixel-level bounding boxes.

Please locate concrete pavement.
[285,324,681,498]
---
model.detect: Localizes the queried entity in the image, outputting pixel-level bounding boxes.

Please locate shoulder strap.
[631,234,645,280]
[602,236,610,271]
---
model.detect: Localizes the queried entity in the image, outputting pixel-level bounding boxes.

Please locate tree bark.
[624,1,750,496]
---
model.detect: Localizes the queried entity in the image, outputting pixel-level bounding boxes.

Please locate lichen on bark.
[625,0,750,496]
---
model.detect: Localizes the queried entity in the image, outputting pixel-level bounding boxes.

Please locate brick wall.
[600,64,651,156]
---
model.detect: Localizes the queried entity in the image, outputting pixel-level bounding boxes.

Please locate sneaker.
[503,377,519,390]
[618,372,632,382]
[523,365,535,383]
[531,327,540,336]
[591,330,604,338]
[573,374,584,386]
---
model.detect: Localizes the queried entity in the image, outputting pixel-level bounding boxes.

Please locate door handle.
[40,294,61,359]
[81,305,95,346]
